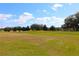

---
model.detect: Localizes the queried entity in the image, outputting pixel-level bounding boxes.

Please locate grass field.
[0,31,79,56]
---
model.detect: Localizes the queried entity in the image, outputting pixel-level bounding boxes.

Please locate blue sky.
[0,3,79,28]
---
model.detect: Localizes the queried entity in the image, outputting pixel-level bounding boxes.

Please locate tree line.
[0,24,56,32]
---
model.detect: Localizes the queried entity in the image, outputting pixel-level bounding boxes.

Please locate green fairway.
[0,31,79,56]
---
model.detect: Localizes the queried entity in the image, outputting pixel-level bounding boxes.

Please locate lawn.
[0,31,79,56]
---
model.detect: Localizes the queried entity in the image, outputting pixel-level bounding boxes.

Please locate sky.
[0,3,79,28]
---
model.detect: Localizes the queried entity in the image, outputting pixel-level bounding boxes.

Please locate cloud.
[50,16,64,27]
[51,4,63,11]
[17,13,64,27]
[17,12,34,24]
[0,12,64,27]
[34,16,64,27]
[24,12,32,16]
[0,14,13,20]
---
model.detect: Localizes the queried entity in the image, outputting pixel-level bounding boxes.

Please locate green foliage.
[62,12,79,31]
[49,25,55,31]
[31,24,44,30]
[43,25,48,31]
[4,27,11,32]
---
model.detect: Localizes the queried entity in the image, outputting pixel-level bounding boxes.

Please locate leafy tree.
[4,27,11,32]
[16,26,22,32]
[12,27,17,32]
[12,26,22,32]
[49,25,55,31]
[61,24,68,31]
[21,26,30,31]
[31,24,43,30]
[26,26,30,31]
[21,27,27,31]
[43,25,48,31]
[62,12,79,31]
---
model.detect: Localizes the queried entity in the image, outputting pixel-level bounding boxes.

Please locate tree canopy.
[62,12,79,31]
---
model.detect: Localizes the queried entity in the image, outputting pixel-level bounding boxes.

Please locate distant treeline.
[0,24,60,32]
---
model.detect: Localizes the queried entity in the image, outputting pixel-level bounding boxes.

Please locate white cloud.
[17,12,34,24]
[34,16,64,27]
[24,12,32,16]
[0,12,64,27]
[50,16,64,27]
[51,4,63,11]
[0,14,13,20]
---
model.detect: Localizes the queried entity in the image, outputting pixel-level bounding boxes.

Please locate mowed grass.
[0,31,79,56]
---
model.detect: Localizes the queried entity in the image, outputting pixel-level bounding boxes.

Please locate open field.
[0,31,79,56]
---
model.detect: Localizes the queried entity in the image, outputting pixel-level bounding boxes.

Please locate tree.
[49,25,55,31]
[16,26,22,32]
[61,24,68,31]
[31,24,43,30]
[62,12,79,31]
[26,26,30,31]
[12,27,17,32]
[43,25,48,31]
[12,26,22,32]
[4,27,11,32]
[21,26,30,31]
[21,27,27,31]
